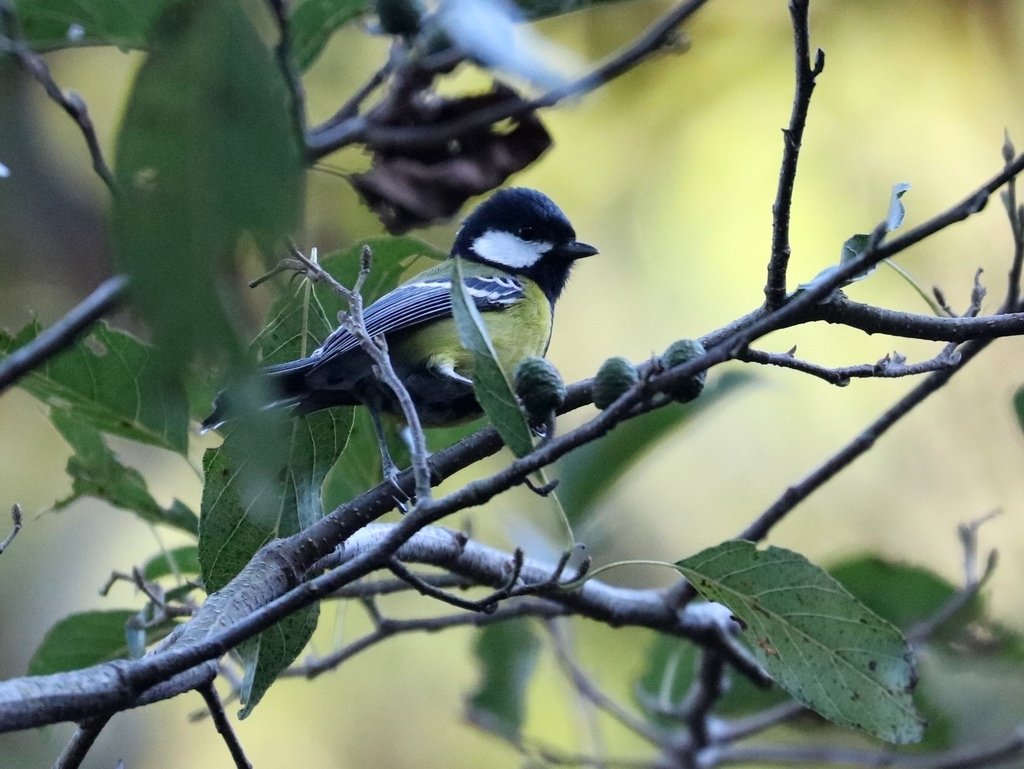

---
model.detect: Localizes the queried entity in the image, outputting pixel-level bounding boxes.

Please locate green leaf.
[198,409,347,716]
[466,620,540,740]
[321,407,380,509]
[830,556,961,630]
[142,545,201,581]
[832,555,1024,663]
[50,409,198,534]
[556,370,754,527]
[450,257,534,457]
[28,610,176,675]
[675,541,924,744]
[111,0,303,380]
[195,236,441,714]
[799,182,911,292]
[291,0,365,71]
[0,320,189,455]
[12,0,165,51]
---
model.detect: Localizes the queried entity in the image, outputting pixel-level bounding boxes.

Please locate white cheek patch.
[472,229,553,269]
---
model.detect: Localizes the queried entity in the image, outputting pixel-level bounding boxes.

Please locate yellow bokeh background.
[2,1,1024,766]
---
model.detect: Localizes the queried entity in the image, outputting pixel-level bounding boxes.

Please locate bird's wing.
[308,274,525,363]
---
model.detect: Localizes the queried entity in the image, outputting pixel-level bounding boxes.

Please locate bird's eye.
[517,226,538,241]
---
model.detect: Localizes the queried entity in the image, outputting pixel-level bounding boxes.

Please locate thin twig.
[330,571,475,599]
[265,0,307,139]
[387,550,523,613]
[711,724,1024,769]
[1000,134,1024,310]
[198,683,252,769]
[738,345,961,386]
[0,504,22,555]
[0,3,117,194]
[718,700,807,742]
[0,275,129,393]
[812,296,1024,342]
[305,0,710,156]
[546,620,670,750]
[765,0,825,307]
[53,715,111,769]
[739,334,989,544]
[287,245,433,501]
[907,511,1000,645]
[320,49,397,127]
[286,598,570,678]
[681,650,726,749]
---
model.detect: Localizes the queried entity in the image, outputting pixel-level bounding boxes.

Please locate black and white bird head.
[452,188,598,303]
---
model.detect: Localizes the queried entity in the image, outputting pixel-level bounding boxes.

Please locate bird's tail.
[199,359,316,433]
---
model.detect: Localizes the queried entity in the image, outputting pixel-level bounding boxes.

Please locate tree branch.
[0,504,22,555]
[305,0,710,156]
[738,332,991,543]
[0,275,129,393]
[765,0,825,307]
[198,683,252,769]
[738,344,960,386]
[53,715,111,769]
[711,725,1024,769]
[287,597,568,679]
[0,2,117,194]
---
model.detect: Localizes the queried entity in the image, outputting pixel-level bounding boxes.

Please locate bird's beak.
[558,240,599,260]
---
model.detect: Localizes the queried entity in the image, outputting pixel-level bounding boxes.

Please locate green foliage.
[675,541,924,744]
[292,0,366,70]
[28,610,177,675]
[51,409,198,534]
[0,320,198,532]
[200,410,347,716]
[0,320,189,455]
[142,545,201,581]
[466,620,540,740]
[12,0,166,51]
[831,556,963,631]
[197,237,439,715]
[8,0,634,70]
[833,555,1024,661]
[111,0,303,386]
[450,256,535,457]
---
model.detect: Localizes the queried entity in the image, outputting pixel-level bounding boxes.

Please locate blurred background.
[2,1,1024,766]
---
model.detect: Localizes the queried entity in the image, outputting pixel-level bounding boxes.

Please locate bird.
[202,187,597,472]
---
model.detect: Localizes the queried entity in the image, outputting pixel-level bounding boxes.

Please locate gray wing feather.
[308,275,524,365]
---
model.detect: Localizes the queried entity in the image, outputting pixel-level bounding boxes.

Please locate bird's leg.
[368,406,409,511]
